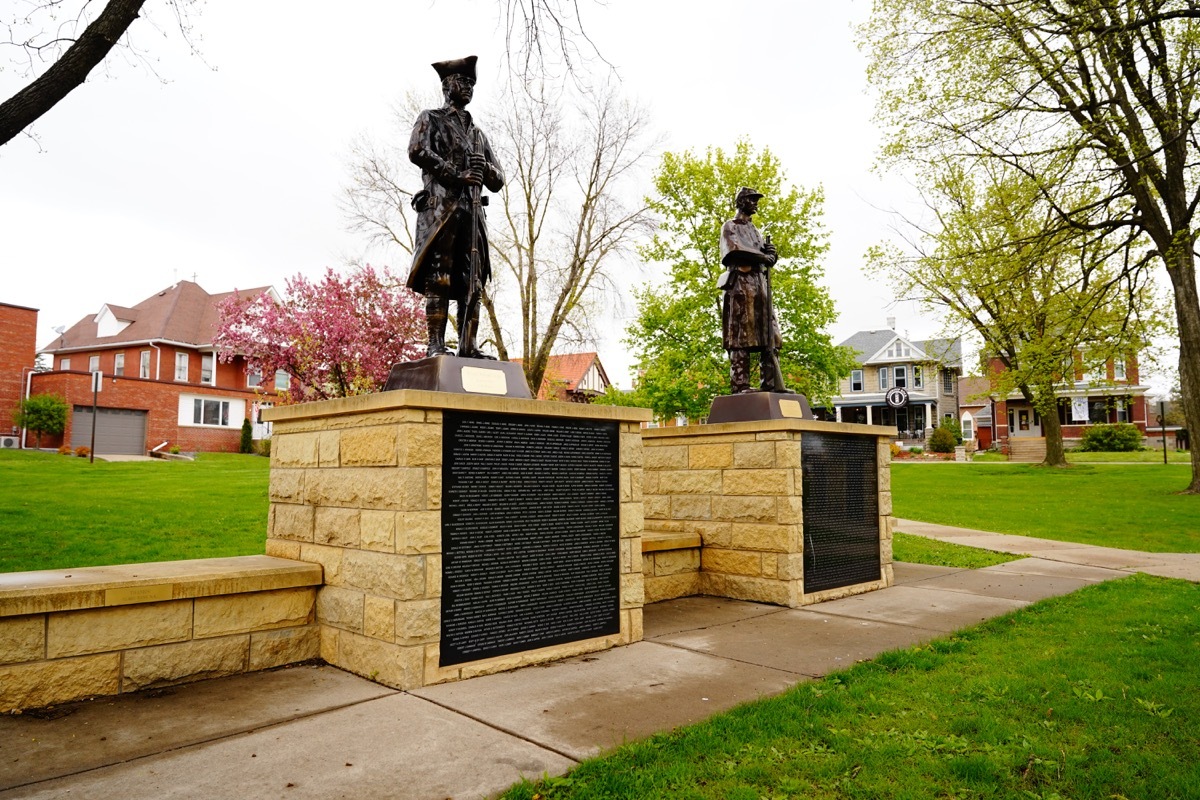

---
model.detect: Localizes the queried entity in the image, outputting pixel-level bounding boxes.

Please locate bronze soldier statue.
[408,55,505,358]
[719,187,792,394]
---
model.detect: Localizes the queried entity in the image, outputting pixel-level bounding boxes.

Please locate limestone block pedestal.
[263,390,650,690]
[642,418,895,608]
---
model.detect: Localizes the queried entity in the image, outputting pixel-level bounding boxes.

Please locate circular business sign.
[885,386,909,409]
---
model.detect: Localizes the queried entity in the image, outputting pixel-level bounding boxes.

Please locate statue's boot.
[455,302,496,359]
[425,295,450,357]
[730,349,753,394]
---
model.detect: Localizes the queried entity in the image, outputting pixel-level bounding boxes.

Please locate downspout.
[20,366,33,449]
[150,341,161,381]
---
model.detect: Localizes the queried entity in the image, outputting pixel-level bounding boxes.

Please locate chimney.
[887,316,896,330]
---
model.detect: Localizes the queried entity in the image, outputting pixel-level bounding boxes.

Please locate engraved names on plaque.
[440,411,621,666]
[800,432,881,593]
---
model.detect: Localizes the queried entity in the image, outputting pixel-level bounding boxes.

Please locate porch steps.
[1008,437,1047,463]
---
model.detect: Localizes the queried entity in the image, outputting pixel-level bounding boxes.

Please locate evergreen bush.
[1079,423,1143,452]
[928,426,957,453]
[239,419,254,454]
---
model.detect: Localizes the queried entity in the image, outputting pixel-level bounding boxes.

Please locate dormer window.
[885,341,912,359]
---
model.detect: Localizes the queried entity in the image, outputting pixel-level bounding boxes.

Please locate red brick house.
[515,352,612,402]
[0,302,39,449]
[968,354,1150,455]
[32,281,279,454]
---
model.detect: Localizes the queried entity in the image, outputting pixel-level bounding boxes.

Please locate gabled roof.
[41,281,273,353]
[838,329,962,368]
[958,376,994,407]
[512,352,610,401]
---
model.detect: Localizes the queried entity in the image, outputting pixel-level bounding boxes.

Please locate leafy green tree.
[14,394,69,449]
[625,141,854,421]
[869,162,1167,467]
[860,0,1200,489]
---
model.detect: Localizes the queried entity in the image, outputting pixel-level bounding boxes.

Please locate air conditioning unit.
[0,436,17,449]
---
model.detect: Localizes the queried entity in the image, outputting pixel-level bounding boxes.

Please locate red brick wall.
[0,303,38,437]
[28,371,260,453]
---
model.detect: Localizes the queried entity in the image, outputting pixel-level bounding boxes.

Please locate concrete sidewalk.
[0,545,1147,800]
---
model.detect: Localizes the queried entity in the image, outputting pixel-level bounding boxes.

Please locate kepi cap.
[735,187,764,204]
[432,55,478,82]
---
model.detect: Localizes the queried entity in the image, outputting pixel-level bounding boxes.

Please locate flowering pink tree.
[214,265,426,403]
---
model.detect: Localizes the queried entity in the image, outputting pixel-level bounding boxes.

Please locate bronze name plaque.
[440,411,621,666]
[801,432,881,594]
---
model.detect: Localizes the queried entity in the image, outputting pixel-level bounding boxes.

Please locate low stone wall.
[0,556,321,712]
[642,531,702,603]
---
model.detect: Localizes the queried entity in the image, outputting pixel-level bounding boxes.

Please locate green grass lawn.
[504,574,1200,800]
[892,532,1020,568]
[0,450,269,573]
[892,462,1200,552]
[970,449,1192,463]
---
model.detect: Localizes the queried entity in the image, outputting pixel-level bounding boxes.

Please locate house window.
[60,357,71,370]
[247,369,262,388]
[913,366,923,389]
[88,355,99,372]
[850,369,863,392]
[193,398,230,427]
[893,365,907,389]
[274,370,289,391]
[885,341,912,358]
[175,352,189,381]
[201,354,214,384]
[942,369,954,395]
[1089,399,1109,425]
[114,353,125,376]
[878,367,890,390]
[1116,398,1129,423]
[140,350,151,379]
[1114,359,1127,381]
[962,412,975,440]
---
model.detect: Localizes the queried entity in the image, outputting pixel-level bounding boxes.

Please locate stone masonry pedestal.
[642,418,895,608]
[263,390,650,690]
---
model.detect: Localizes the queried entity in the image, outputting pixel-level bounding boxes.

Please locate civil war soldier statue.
[719,187,793,394]
[408,55,505,359]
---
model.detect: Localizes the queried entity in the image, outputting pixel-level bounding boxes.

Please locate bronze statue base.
[383,355,533,399]
[707,392,814,424]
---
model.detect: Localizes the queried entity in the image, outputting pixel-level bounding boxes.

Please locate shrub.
[909,446,924,455]
[889,442,902,458]
[57,445,72,455]
[1079,423,1143,452]
[169,444,182,455]
[928,426,957,453]
[941,417,964,444]
[73,446,90,458]
[15,394,69,449]
[257,437,272,458]
[239,419,254,454]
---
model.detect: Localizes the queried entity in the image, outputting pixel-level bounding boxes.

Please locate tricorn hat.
[432,55,478,82]
[735,187,764,205]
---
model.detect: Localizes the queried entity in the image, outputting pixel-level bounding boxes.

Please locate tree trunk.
[1039,401,1068,468]
[0,0,147,146]
[1164,246,1200,493]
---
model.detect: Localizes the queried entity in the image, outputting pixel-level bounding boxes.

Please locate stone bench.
[0,556,321,712]
[641,529,702,603]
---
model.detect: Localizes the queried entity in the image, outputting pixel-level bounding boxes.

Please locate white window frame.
[247,369,262,389]
[201,354,215,385]
[179,394,245,429]
[88,355,100,372]
[114,353,125,376]
[913,366,923,389]
[1114,359,1127,381]
[140,350,151,379]
[60,357,71,370]
[274,370,290,391]
[942,369,954,395]
[1116,398,1129,423]
[893,365,907,389]
[850,369,864,392]
[878,367,890,391]
[961,411,975,440]
[175,352,189,382]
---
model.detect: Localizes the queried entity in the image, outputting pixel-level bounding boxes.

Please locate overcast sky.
[1,0,1167,390]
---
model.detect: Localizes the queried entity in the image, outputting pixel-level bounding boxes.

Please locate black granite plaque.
[440,411,621,666]
[801,432,881,594]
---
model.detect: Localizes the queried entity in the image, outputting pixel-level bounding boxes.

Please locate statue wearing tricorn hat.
[407,55,505,359]
[717,186,795,395]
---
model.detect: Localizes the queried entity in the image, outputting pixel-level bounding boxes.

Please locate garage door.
[71,407,148,455]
